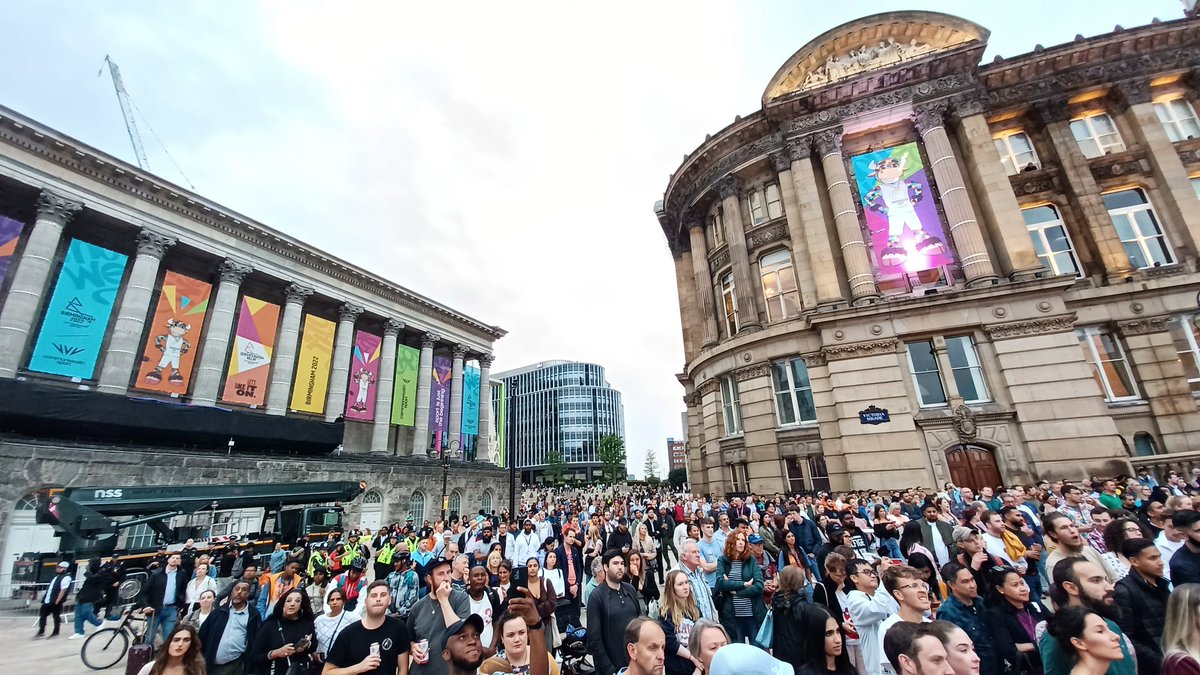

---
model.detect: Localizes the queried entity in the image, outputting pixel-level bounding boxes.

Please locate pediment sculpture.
[802,38,936,89]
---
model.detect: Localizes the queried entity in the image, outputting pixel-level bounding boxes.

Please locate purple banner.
[430,355,452,450]
[0,216,25,288]
[344,330,382,421]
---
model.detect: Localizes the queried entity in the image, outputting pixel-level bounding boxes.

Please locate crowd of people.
[41,470,1200,675]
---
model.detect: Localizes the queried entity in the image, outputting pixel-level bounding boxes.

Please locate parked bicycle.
[80,604,149,671]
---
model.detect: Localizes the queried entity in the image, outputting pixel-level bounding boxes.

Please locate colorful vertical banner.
[495,381,506,468]
[289,314,336,413]
[28,239,128,379]
[134,271,211,393]
[391,344,420,426]
[461,366,480,438]
[429,355,451,450]
[851,142,954,275]
[0,216,25,288]
[220,296,280,406]
[344,330,382,421]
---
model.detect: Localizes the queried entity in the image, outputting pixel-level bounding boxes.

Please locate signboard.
[344,330,382,421]
[851,142,954,275]
[461,365,480,438]
[289,314,336,413]
[220,296,280,407]
[429,355,451,450]
[28,239,127,379]
[495,381,506,467]
[134,271,211,393]
[391,344,420,426]
[0,216,24,288]
[859,405,891,425]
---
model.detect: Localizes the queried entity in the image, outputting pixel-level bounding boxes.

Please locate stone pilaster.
[771,151,817,311]
[816,128,879,304]
[787,137,844,306]
[0,190,82,378]
[411,332,438,456]
[1118,318,1200,452]
[187,258,252,404]
[718,177,762,331]
[265,283,313,415]
[687,221,720,348]
[477,354,494,463]
[448,344,467,451]
[951,96,1044,281]
[323,303,364,421]
[371,319,404,454]
[673,249,700,360]
[95,229,177,393]
[912,101,999,287]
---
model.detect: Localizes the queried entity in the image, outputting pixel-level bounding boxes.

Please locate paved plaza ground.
[0,616,109,674]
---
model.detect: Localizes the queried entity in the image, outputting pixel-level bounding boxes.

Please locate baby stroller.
[560,625,593,675]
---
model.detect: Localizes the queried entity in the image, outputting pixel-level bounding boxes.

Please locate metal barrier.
[0,575,77,618]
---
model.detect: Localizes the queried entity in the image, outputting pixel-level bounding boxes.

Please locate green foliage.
[668,467,688,488]
[644,452,660,485]
[598,434,627,483]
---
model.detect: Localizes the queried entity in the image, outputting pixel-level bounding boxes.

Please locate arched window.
[759,250,801,321]
[481,490,493,514]
[1133,432,1158,457]
[15,494,38,511]
[409,491,427,525]
[362,490,384,504]
[448,491,462,517]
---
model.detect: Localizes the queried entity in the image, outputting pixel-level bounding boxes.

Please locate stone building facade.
[657,11,1200,495]
[0,105,506,561]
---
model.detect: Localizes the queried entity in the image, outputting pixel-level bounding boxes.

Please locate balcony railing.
[1128,450,1200,479]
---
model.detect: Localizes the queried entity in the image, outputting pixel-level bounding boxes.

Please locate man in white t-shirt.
[36,562,73,638]
[877,565,932,675]
[465,567,500,653]
[846,558,900,675]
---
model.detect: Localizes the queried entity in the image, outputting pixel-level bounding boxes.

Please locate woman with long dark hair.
[983,566,1046,675]
[772,566,827,673]
[1046,606,1124,675]
[135,623,205,675]
[873,505,903,560]
[797,605,857,675]
[251,587,317,675]
[716,530,766,646]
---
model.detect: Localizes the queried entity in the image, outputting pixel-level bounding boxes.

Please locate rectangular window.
[730,463,749,493]
[720,273,738,337]
[720,376,742,435]
[783,456,806,493]
[707,209,726,249]
[946,336,990,403]
[1169,315,1200,393]
[747,184,784,226]
[1022,205,1081,277]
[771,358,817,426]
[906,340,948,407]
[1154,97,1200,143]
[993,131,1039,175]
[765,184,784,220]
[1077,327,1140,402]
[759,249,801,321]
[807,454,831,492]
[1103,188,1173,269]
[1070,113,1125,158]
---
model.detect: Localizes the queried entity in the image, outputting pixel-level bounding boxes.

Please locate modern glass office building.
[493,360,625,483]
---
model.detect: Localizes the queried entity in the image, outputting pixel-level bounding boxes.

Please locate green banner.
[496,381,506,468]
[391,344,420,426]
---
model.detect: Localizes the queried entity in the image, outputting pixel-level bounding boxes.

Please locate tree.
[543,449,566,485]
[668,467,688,488]
[598,434,627,484]
[644,452,661,486]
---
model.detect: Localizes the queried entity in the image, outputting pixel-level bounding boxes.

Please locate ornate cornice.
[697,379,721,397]
[673,134,781,218]
[338,302,365,323]
[986,47,1200,109]
[421,332,440,349]
[1031,97,1073,125]
[683,391,701,407]
[383,318,405,337]
[217,258,253,285]
[769,152,791,173]
[800,352,826,368]
[948,91,986,120]
[452,344,469,359]
[785,137,813,161]
[822,338,900,361]
[1110,78,1152,110]
[717,176,742,201]
[284,283,315,305]
[36,189,83,224]
[1118,316,1170,336]
[135,229,176,260]
[1089,155,1148,182]
[746,222,789,251]
[812,127,844,157]
[911,100,950,134]
[733,363,770,382]
[982,314,1076,340]
[781,73,975,136]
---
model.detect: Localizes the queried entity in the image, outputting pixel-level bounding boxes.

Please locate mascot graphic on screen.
[349,366,375,413]
[146,318,191,385]
[863,155,947,267]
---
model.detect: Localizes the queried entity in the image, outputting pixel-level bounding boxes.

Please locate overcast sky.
[0,0,1184,479]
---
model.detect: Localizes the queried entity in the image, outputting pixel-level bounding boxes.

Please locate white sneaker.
[68,633,85,640]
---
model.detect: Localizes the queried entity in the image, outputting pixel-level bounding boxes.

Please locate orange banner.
[133,271,212,395]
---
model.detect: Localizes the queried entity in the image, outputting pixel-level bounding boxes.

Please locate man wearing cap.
[950,528,1000,591]
[35,561,73,639]
[510,519,541,567]
[408,556,470,675]
[441,586,548,675]
[324,580,411,675]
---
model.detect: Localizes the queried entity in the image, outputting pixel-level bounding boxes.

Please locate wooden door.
[945,445,1002,492]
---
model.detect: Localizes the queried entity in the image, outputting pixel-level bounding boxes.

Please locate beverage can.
[370,642,380,657]
[417,638,430,664]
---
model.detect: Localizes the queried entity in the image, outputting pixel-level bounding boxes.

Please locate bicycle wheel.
[80,627,131,670]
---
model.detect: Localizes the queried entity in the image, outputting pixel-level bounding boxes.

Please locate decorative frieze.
[708,248,731,272]
[746,222,789,251]
[1089,155,1148,181]
[697,379,721,397]
[982,314,1077,340]
[673,134,782,218]
[822,338,900,361]
[1009,168,1062,197]
[1118,316,1170,336]
[733,363,771,382]
[800,352,827,367]
[987,48,1200,107]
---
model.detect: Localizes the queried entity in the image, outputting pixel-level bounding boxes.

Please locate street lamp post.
[439,439,461,522]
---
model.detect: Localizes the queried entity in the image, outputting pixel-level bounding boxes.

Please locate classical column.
[1113,79,1200,255]
[1035,99,1135,280]
[786,137,844,306]
[323,302,364,421]
[411,332,438,456]
[815,128,879,304]
[687,221,720,348]
[96,230,177,394]
[950,95,1044,281]
[370,318,404,454]
[265,283,313,415]
[771,151,817,310]
[718,177,762,331]
[448,343,467,451]
[0,190,82,378]
[477,354,494,462]
[912,101,999,287]
[188,258,252,404]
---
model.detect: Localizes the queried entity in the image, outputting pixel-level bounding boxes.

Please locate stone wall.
[0,437,509,556]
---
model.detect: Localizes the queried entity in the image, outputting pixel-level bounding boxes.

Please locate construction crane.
[101,55,150,170]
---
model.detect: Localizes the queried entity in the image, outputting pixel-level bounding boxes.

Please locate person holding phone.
[251,588,317,675]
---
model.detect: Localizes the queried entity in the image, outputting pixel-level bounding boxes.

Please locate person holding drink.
[323,580,409,675]
[407,557,471,675]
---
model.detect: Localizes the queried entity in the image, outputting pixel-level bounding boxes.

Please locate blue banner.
[461,365,480,436]
[29,239,128,379]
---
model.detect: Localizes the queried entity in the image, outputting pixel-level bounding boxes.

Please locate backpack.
[390,570,419,619]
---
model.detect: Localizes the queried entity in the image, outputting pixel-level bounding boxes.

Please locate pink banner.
[344,330,382,421]
[430,355,451,451]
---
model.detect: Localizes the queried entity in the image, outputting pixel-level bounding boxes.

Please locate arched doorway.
[2,494,60,575]
[359,490,384,531]
[944,444,1002,492]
